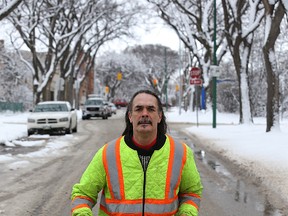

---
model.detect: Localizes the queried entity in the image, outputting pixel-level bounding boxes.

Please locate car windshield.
[85,99,103,105]
[34,104,68,112]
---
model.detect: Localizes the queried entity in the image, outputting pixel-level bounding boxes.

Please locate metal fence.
[0,101,24,112]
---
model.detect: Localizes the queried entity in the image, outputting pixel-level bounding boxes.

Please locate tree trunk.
[262,1,285,132]
[263,45,279,132]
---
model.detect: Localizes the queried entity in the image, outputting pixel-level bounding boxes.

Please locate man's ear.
[158,112,162,123]
[128,111,132,123]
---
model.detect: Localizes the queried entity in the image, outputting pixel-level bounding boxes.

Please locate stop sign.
[190,67,201,79]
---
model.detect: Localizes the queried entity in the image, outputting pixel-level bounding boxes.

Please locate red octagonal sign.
[190,67,201,79]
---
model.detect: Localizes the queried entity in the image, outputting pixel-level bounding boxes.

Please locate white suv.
[27,101,78,136]
[82,98,109,120]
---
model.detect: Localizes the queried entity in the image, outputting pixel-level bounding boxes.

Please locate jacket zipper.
[139,154,152,216]
[142,168,146,216]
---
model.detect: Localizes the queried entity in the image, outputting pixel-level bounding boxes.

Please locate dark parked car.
[113,99,128,108]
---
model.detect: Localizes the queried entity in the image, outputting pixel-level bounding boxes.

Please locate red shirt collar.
[132,136,157,150]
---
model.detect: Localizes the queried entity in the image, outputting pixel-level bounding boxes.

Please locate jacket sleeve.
[177,144,203,216]
[71,145,106,216]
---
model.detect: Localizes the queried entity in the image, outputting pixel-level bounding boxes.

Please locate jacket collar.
[124,133,167,156]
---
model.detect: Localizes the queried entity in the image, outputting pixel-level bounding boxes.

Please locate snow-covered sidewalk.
[167,108,288,205]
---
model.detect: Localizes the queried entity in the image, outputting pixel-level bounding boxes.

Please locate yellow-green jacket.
[71,135,203,215]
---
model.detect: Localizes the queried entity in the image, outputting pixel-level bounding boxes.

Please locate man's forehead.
[132,93,158,106]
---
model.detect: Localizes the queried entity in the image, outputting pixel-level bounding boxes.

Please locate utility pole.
[212,0,217,128]
[164,48,168,111]
[178,39,182,115]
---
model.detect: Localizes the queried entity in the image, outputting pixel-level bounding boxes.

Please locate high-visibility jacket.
[71,135,203,216]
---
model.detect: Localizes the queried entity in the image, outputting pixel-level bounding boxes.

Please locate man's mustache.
[138,118,152,125]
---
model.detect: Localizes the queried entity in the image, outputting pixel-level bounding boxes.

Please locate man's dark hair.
[122,89,167,136]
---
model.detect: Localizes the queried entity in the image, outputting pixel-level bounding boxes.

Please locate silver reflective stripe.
[179,194,201,208]
[145,199,179,214]
[71,197,94,209]
[100,198,178,214]
[105,139,122,199]
[100,198,142,214]
[168,137,184,198]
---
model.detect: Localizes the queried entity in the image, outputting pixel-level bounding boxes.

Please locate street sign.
[190,67,201,79]
[190,79,203,85]
[210,65,220,77]
[190,67,202,85]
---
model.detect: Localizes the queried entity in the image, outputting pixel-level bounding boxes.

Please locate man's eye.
[148,107,155,112]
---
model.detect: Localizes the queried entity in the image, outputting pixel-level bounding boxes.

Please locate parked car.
[104,100,113,117]
[82,98,109,120]
[113,98,128,108]
[27,101,77,136]
[108,102,117,115]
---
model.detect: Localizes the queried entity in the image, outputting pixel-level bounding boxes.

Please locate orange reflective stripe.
[104,137,124,200]
[179,193,201,209]
[165,135,175,199]
[181,193,201,199]
[145,197,177,204]
[184,200,199,210]
[72,195,95,204]
[115,137,125,199]
[71,203,90,213]
[105,198,143,204]
[166,135,186,199]
[71,195,95,213]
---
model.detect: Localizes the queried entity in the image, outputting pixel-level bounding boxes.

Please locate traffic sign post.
[189,67,202,127]
[190,67,202,86]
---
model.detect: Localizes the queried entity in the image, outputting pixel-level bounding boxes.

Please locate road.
[0,113,286,215]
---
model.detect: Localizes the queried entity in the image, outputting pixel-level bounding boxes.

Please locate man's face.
[128,93,162,136]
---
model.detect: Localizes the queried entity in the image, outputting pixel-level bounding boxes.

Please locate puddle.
[170,130,285,216]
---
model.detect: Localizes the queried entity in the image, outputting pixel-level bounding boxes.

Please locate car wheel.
[72,123,77,133]
[65,122,72,134]
[27,130,33,136]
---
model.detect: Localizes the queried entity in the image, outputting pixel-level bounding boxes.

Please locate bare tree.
[125,44,179,99]
[0,47,32,105]
[96,50,147,101]
[146,0,227,111]
[0,0,22,20]
[221,0,265,124]
[8,0,143,104]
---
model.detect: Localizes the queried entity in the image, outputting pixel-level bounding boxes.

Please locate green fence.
[0,101,24,112]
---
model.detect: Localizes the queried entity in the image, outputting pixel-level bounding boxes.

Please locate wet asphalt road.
[0,112,287,215]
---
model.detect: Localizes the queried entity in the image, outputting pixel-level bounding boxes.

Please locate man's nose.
[141,108,149,116]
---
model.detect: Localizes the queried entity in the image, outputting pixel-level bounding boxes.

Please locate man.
[71,89,203,216]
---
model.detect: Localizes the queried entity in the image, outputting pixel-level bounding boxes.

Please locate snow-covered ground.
[166,108,288,205]
[0,108,288,205]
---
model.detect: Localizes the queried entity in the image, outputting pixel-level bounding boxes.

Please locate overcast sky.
[99,20,180,54]
[0,14,180,54]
